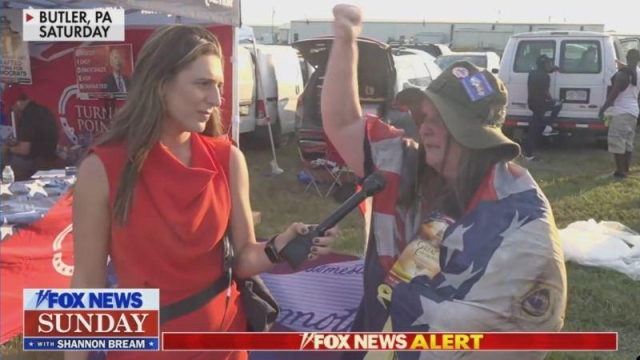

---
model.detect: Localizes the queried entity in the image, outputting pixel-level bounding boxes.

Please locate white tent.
[4,0,243,143]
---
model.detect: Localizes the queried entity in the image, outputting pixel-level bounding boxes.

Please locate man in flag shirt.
[320,5,567,360]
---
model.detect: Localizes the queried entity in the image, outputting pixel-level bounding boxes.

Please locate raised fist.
[332,4,362,42]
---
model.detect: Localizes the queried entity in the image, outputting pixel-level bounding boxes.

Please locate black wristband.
[264,235,283,264]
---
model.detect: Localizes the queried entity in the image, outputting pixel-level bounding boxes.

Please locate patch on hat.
[451,67,469,79]
[461,72,495,102]
[521,288,551,317]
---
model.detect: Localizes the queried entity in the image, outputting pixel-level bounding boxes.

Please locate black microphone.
[279,172,387,269]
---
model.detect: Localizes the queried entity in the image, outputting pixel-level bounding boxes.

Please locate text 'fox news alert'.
[22,9,125,42]
[23,289,159,351]
[160,332,618,351]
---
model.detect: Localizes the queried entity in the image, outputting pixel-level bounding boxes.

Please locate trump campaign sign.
[23,288,159,351]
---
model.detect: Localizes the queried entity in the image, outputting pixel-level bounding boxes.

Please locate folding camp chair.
[297,139,327,197]
[322,138,356,197]
[297,132,356,198]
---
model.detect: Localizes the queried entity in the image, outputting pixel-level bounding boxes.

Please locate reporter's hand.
[275,222,339,260]
[307,225,339,260]
[332,4,362,43]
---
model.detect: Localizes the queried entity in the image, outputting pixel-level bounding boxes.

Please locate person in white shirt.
[599,49,639,179]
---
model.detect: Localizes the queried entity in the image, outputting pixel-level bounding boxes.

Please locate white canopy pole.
[250,36,283,175]
[231,25,240,145]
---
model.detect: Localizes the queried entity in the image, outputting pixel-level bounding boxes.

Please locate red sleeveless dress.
[90,133,248,360]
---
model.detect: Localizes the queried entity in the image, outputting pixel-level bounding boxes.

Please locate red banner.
[161,332,618,351]
[24,310,159,337]
[0,194,74,344]
[1,25,234,149]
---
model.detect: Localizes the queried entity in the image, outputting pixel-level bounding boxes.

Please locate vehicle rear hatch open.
[292,36,396,133]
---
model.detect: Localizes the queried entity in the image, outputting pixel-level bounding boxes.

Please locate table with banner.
[0,175,363,360]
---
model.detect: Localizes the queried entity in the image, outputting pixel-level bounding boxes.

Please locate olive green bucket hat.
[399,60,520,159]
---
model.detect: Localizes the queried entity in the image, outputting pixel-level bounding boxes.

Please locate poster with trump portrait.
[74,44,133,99]
[0,10,32,84]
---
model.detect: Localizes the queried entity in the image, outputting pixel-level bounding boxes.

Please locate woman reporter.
[67,24,337,360]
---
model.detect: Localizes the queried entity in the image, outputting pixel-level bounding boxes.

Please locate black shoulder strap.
[158,271,230,325]
[159,228,234,325]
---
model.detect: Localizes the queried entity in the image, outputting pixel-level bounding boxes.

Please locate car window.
[560,40,601,74]
[613,38,624,61]
[513,40,556,73]
[435,55,487,70]
[395,58,433,89]
[621,39,639,55]
[394,60,414,89]
[408,63,433,88]
[426,62,443,79]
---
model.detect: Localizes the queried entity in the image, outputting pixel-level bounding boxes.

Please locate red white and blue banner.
[1,178,77,345]
[0,177,363,360]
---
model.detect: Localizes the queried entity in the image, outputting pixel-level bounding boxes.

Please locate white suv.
[435,51,501,74]
[293,36,441,143]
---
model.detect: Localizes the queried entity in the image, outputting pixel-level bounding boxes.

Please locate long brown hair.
[402,136,513,219]
[92,24,224,226]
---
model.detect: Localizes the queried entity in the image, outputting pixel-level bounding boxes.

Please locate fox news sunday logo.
[23,289,159,351]
[22,9,125,42]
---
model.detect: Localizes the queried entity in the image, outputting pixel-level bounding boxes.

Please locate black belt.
[159,232,235,325]
[159,272,231,325]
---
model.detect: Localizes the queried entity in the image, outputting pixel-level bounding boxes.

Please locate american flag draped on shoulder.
[360,114,567,360]
[0,177,76,344]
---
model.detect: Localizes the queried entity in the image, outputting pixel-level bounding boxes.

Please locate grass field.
[2,134,639,360]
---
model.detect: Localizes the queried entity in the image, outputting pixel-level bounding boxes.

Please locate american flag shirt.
[345,115,567,360]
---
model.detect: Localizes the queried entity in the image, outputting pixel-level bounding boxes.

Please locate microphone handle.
[279,190,368,269]
[315,190,367,234]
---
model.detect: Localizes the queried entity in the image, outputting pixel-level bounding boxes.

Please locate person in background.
[68,25,338,360]
[524,54,561,161]
[1,93,60,180]
[577,47,598,73]
[0,99,6,126]
[321,5,566,360]
[599,48,639,179]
